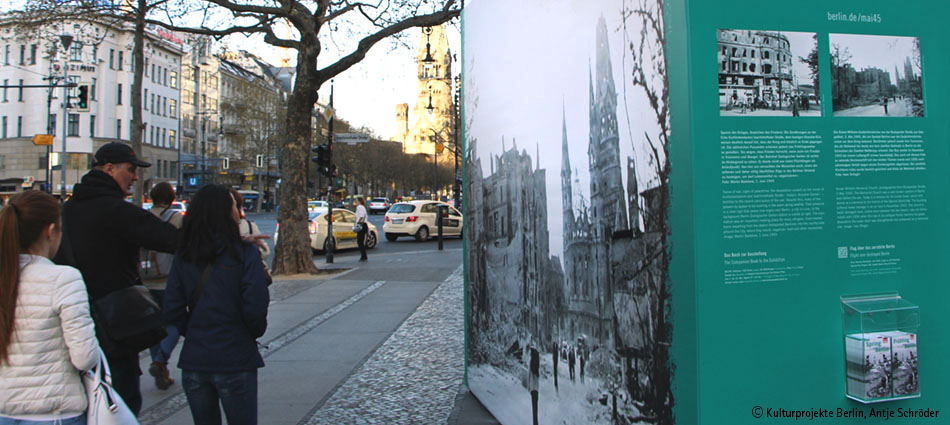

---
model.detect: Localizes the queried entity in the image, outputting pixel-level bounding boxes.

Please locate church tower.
[561,106,575,242]
[395,103,409,145]
[399,24,454,155]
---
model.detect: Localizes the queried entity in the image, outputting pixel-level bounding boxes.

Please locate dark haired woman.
[164,184,269,425]
[0,191,99,425]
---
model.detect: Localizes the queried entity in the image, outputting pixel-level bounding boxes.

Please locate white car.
[383,200,463,241]
[368,197,391,214]
[275,208,378,253]
[143,201,187,216]
[308,200,329,214]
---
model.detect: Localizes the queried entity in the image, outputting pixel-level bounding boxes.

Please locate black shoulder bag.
[59,212,166,356]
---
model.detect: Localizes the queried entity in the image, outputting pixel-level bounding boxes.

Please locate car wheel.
[323,236,336,253]
[365,231,378,249]
[415,226,429,241]
[385,233,398,242]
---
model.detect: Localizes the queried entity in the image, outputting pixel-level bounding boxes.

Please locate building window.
[117,83,122,104]
[2,79,7,102]
[19,45,25,65]
[163,68,167,86]
[109,49,114,69]
[69,44,82,61]
[29,44,37,65]
[67,113,79,136]
[144,89,148,110]
[750,64,756,73]
[4,45,9,65]
[162,128,166,147]
[117,51,123,70]
[49,114,56,135]
[169,129,176,148]
[763,64,772,74]
[752,50,756,58]
[151,64,155,82]
[150,93,155,112]
[90,115,96,137]
[2,116,7,138]
[17,116,22,137]
[92,45,98,63]
[764,51,770,59]
[18,79,23,101]
[91,78,97,100]
[742,63,748,72]
[68,76,79,97]
[170,71,178,88]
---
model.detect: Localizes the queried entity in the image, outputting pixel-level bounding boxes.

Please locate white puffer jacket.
[0,255,99,417]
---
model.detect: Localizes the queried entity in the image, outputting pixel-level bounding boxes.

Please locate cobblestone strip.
[300,267,463,425]
[138,281,388,425]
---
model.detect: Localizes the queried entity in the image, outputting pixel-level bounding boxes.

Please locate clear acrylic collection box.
[841,292,920,403]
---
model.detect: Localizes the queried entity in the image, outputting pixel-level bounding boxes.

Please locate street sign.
[334,133,370,144]
[22,176,34,188]
[435,143,444,153]
[322,105,334,122]
[32,134,53,146]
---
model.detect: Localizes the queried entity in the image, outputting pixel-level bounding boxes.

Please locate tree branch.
[316,4,459,85]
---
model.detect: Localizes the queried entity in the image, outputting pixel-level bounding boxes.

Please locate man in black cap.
[55,142,178,415]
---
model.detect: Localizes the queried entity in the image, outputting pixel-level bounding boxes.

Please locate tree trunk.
[272,36,321,275]
[131,0,146,205]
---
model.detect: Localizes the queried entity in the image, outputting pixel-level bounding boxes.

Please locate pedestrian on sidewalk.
[54,142,178,415]
[164,185,269,425]
[552,340,559,391]
[579,348,585,383]
[528,346,540,425]
[0,191,100,425]
[143,182,185,391]
[883,97,889,115]
[230,189,271,260]
[568,345,576,382]
[354,197,369,261]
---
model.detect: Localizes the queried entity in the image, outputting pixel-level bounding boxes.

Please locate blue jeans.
[149,290,180,363]
[182,370,258,425]
[0,415,85,425]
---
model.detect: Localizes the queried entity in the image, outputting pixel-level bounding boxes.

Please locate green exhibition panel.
[463,0,948,423]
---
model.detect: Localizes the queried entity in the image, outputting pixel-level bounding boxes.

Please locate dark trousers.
[531,390,539,425]
[107,350,143,416]
[182,370,258,425]
[356,224,368,259]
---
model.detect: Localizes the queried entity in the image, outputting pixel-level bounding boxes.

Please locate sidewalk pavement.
[136,247,485,424]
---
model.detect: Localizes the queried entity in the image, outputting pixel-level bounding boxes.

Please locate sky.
[223,20,461,141]
[830,34,920,85]
[465,0,666,258]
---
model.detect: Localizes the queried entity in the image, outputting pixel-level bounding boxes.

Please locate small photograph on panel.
[830,33,924,117]
[718,29,821,117]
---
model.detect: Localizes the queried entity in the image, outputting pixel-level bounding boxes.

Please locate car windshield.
[309,212,321,221]
[389,204,415,214]
[371,198,387,203]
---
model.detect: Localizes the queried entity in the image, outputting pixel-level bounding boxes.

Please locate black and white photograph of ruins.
[464,0,673,423]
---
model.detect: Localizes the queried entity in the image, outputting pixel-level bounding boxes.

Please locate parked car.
[308,200,329,214]
[368,197,391,214]
[274,208,378,254]
[383,200,463,241]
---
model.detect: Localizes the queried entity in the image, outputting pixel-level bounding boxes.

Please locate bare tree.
[138,0,463,274]
[622,0,673,423]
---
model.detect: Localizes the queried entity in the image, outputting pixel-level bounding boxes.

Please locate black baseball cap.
[93,142,151,168]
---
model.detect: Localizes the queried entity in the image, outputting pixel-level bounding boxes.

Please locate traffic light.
[319,164,337,178]
[76,83,90,112]
[256,154,264,168]
[222,157,229,170]
[311,144,331,166]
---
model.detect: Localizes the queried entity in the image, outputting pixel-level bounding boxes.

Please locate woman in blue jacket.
[164,184,269,425]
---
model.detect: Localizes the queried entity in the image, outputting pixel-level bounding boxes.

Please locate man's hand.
[242,233,271,249]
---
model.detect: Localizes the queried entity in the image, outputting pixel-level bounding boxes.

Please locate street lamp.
[426,83,435,113]
[59,33,73,201]
[422,27,435,73]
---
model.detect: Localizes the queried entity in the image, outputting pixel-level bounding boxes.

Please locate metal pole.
[437,205,444,250]
[60,37,70,202]
[46,72,55,194]
[326,80,335,264]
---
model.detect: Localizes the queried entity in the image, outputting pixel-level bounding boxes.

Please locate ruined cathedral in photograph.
[467,16,673,424]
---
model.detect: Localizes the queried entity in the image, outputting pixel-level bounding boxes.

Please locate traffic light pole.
[325,80,335,264]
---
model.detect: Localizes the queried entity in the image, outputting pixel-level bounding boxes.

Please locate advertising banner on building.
[465,0,949,423]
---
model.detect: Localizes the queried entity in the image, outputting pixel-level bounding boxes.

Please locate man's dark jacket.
[54,170,178,300]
